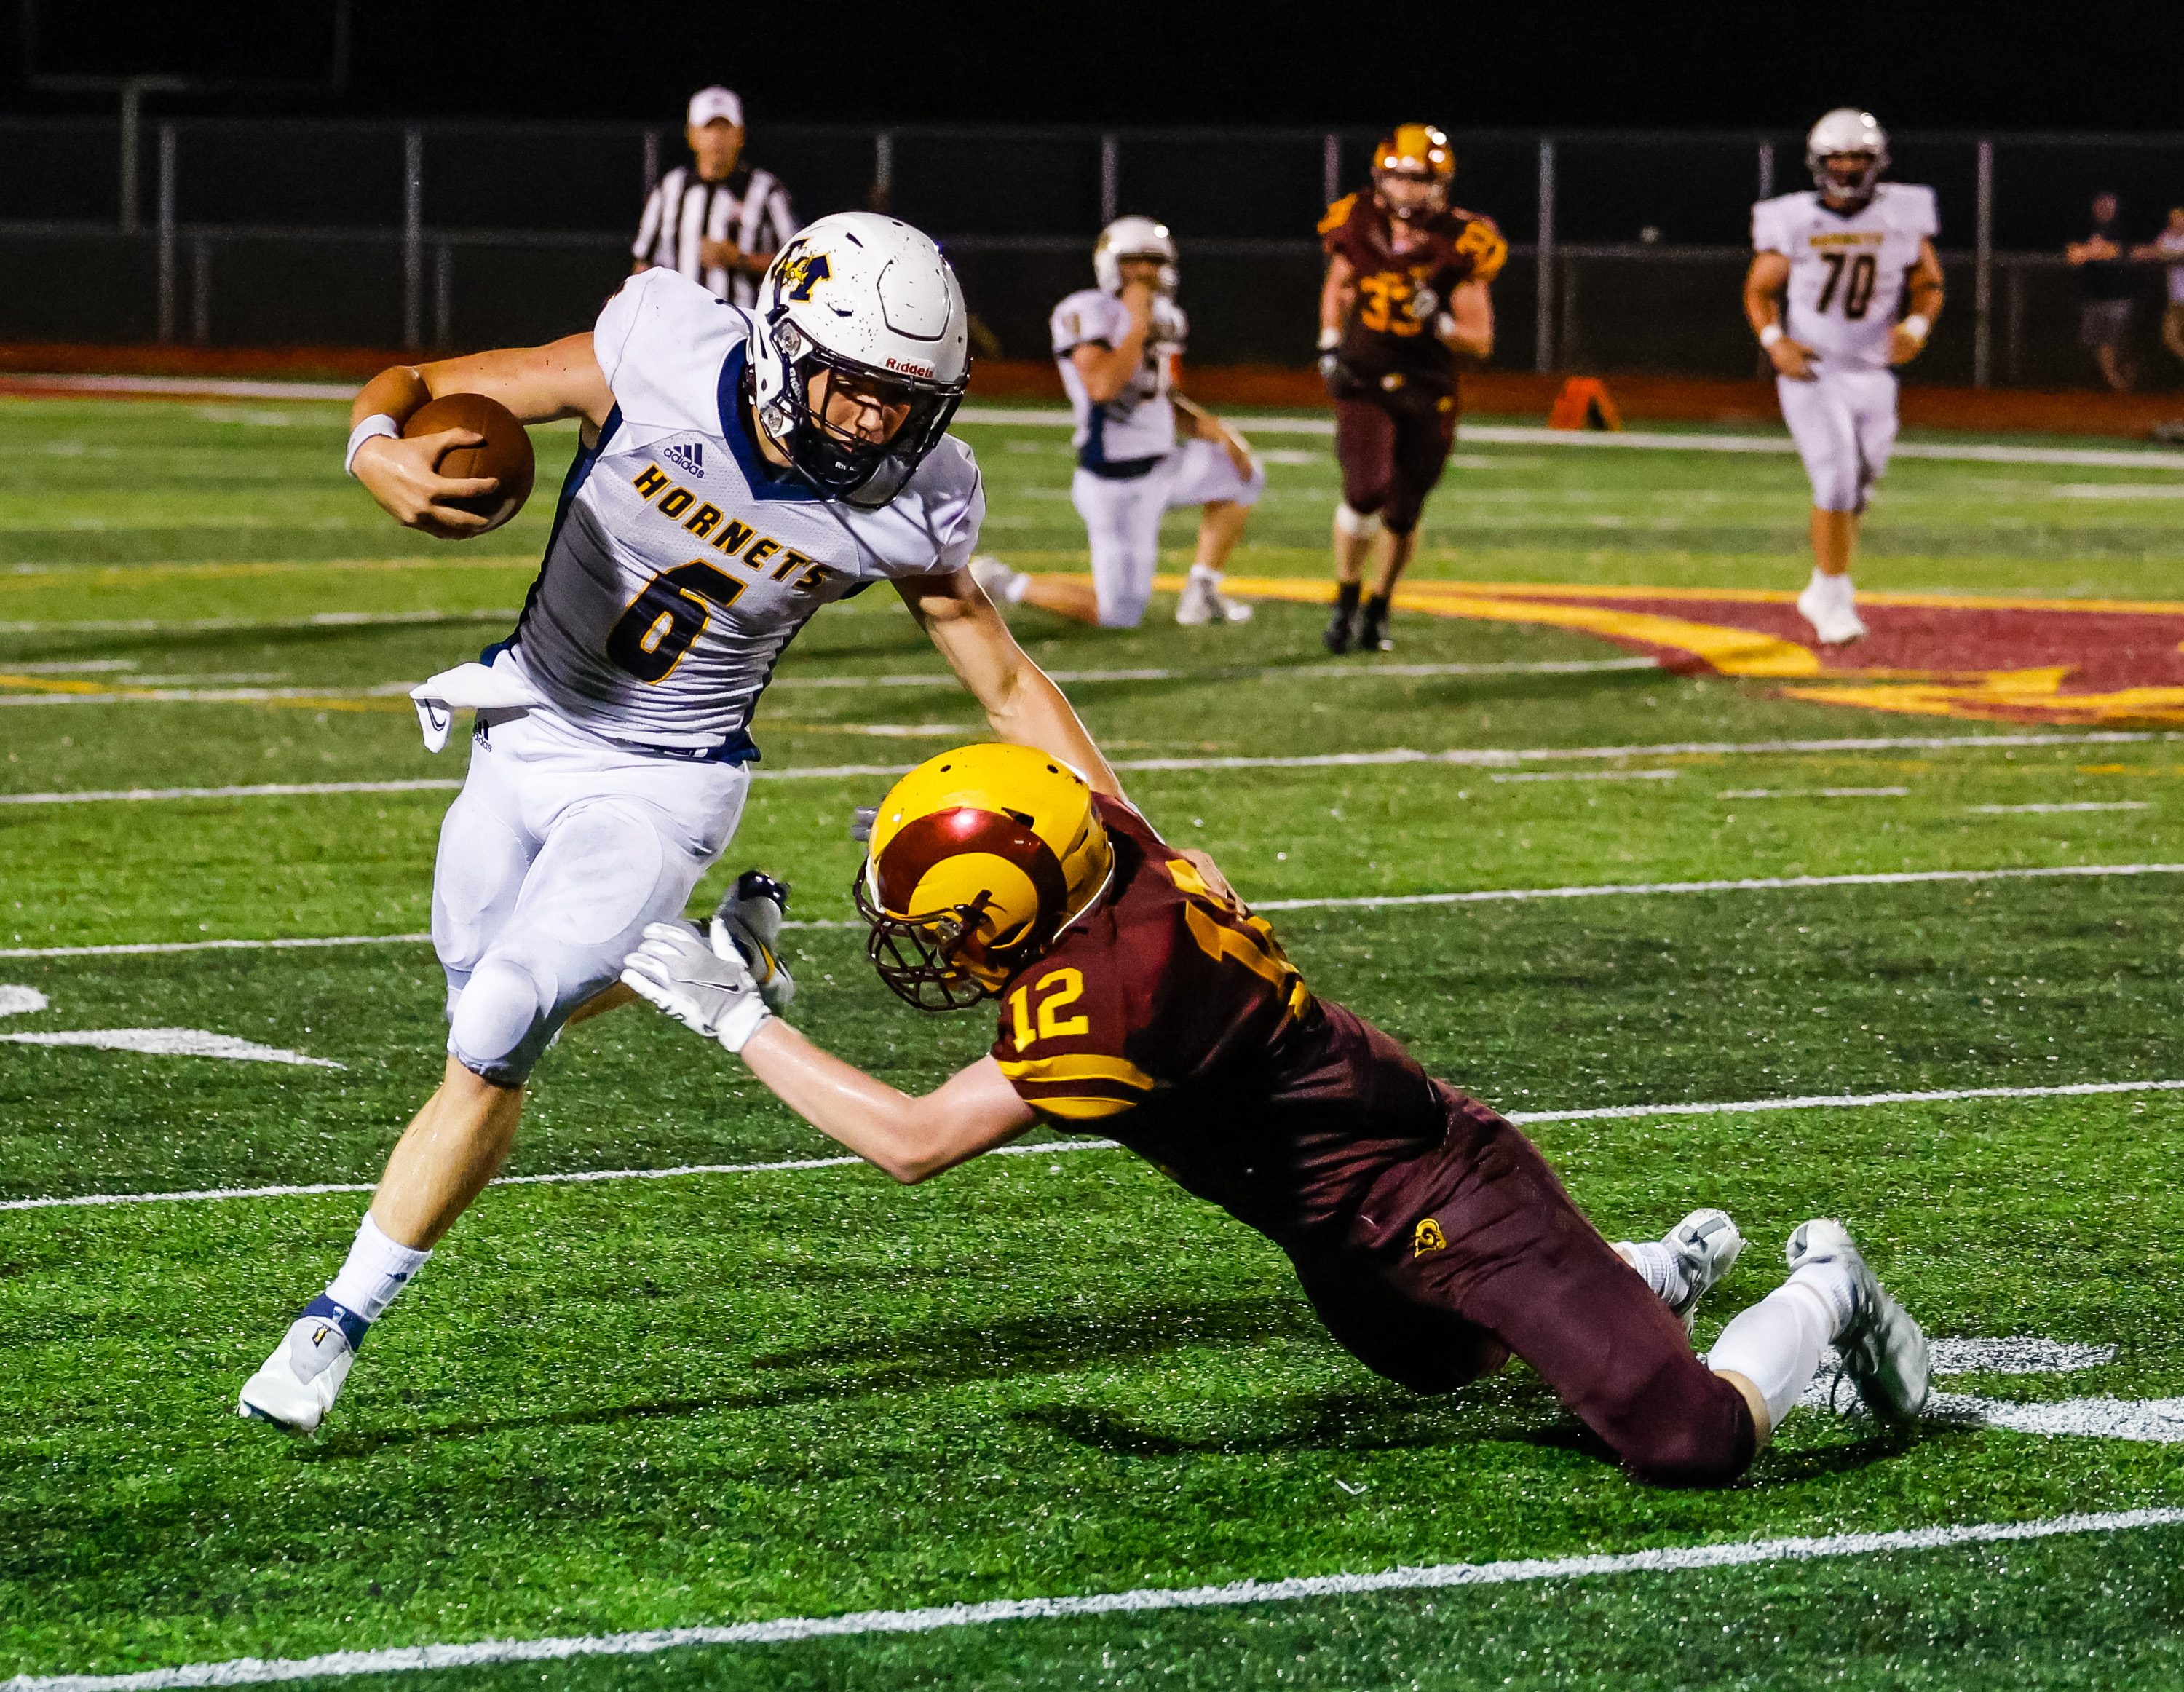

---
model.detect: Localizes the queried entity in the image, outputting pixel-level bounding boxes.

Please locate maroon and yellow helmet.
[855,743,1116,1010]
[1373,124,1455,216]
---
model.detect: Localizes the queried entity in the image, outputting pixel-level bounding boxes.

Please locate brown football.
[403,392,536,534]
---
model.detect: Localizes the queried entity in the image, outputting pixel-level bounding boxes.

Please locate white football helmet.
[1806,108,1889,201]
[1093,216,1179,296]
[749,211,970,509]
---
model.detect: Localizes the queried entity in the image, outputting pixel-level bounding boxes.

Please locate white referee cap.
[687,86,744,128]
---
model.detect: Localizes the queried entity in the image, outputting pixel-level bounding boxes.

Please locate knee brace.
[1334,502,1383,539]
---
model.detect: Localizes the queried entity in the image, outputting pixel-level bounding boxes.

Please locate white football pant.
[1069,438,1265,628]
[431,708,748,1086]
[1776,368,1899,514]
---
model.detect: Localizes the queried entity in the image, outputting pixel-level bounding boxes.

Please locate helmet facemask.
[753,317,965,511]
[854,869,1042,1010]
[1811,150,1882,204]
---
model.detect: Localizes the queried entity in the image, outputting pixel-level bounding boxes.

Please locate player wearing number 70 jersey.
[235,211,1134,1434]
[1745,109,1944,645]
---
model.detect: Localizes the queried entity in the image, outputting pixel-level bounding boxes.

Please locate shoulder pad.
[1318,193,1361,237]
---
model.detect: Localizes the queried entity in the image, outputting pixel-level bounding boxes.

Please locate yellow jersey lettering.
[1008,986,1035,1051]
[632,464,670,500]
[711,518,755,558]
[771,547,812,582]
[793,563,836,593]
[683,502,723,539]
[747,537,780,572]
[657,486,695,520]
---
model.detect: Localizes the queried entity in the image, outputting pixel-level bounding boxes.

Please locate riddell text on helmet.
[886,357,937,377]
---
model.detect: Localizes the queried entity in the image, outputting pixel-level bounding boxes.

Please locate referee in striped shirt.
[632,87,800,308]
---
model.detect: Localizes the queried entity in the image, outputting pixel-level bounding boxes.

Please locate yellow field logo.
[1413,1217,1447,1256]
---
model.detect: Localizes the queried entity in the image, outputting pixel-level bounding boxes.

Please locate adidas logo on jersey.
[661,441,705,480]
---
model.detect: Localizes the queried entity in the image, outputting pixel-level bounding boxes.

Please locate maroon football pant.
[1334,384,1460,537]
[1286,1088,1757,1488]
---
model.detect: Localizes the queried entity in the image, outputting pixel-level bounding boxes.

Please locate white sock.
[1002,569,1029,604]
[1706,1278,1840,1428]
[325,1212,432,1325]
[1613,1239,1689,1308]
[1189,562,1224,585]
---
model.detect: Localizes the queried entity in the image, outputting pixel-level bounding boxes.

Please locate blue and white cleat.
[1663,1207,1745,1332]
[1787,1218,1931,1425]
[237,1298,364,1434]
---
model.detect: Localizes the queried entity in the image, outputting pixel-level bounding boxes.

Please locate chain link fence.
[3,116,2180,386]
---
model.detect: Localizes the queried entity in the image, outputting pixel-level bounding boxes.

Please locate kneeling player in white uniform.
[1744,109,1944,645]
[236,211,1125,1433]
[973,217,1262,629]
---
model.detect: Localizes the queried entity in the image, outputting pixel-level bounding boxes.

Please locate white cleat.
[1797,577,1868,646]
[237,1308,357,1434]
[1787,1218,1931,1426]
[1175,573,1254,626]
[968,555,1023,607]
[1662,1207,1745,1333]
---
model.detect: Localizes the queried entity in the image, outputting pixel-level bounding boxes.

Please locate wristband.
[1757,324,1784,349]
[1899,314,1931,344]
[345,414,400,478]
[1317,326,1342,352]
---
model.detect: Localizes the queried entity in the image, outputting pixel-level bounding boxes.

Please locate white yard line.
[955,407,2184,470]
[1,373,355,400]
[1969,801,2150,814]
[8,860,2183,959]
[0,729,2164,807]
[4,1077,2177,1214]
[0,610,517,636]
[0,1029,341,1067]
[0,780,462,806]
[1723,787,1910,799]
[1489,769,1677,784]
[8,1507,2180,1691]
[1248,861,2184,912]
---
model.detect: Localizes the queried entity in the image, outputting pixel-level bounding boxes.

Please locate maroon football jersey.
[989,796,1447,1244]
[1318,192,1508,391]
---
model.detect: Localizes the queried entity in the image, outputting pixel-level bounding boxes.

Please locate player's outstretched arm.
[1890,239,1946,365]
[349,336,615,537]
[895,571,1123,796]
[619,922,1034,1182]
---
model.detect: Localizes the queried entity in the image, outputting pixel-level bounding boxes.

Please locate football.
[403,392,535,533]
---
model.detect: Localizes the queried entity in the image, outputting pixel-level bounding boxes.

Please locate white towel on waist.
[409,662,546,753]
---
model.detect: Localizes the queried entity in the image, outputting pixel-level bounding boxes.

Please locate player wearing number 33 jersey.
[1746,109,1944,645]
[236,213,1124,1437]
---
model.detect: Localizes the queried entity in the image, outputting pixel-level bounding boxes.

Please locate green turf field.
[3,397,2183,1690]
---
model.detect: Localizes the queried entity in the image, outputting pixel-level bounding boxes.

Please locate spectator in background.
[632,87,799,309]
[2132,205,2184,373]
[2066,191,2134,391]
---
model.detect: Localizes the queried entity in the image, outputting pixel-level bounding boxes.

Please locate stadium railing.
[1,117,2179,389]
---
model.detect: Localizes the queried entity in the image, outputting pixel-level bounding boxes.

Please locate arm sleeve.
[1455,217,1508,285]
[989,960,1155,1124]
[1318,193,1358,254]
[1051,292,1125,356]
[931,449,986,574]
[1904,184,1941,240]
[633,183,665,261]
[1751,199,1788,254]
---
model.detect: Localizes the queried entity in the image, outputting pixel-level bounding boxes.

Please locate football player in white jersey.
[972,217,1262,630]
[234,212,1144,1434]
[1744,109,1944,644]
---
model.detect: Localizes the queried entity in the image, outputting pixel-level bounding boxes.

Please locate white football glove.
[710,869,795,1013]
[620,921,774,1053]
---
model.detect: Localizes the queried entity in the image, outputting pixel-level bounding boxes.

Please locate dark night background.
[7,0,2183,131]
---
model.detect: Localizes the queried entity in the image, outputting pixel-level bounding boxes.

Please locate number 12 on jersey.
[1009,968,1088,1049]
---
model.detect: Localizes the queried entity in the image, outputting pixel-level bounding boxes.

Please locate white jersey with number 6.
[504,266,984,754]
[1751,183,1939,372]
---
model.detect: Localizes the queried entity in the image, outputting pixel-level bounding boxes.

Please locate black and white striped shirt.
[632,165,800,307]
